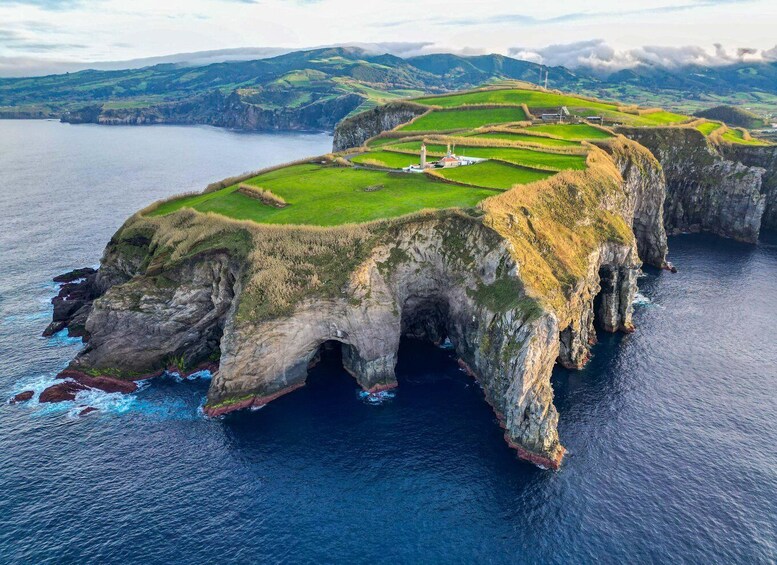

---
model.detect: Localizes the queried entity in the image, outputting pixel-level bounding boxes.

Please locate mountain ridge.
[1,47,774,129]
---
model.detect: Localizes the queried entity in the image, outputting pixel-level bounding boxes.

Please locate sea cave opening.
[400,295,451,346]
[396,295,459,385]
[304,339,358,391]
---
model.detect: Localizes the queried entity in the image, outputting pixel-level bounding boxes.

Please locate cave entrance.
[593,264,623,333]
[397,295,457,385]
[305,339,370,388]
[305,340,361,390]
[400,296,451,346]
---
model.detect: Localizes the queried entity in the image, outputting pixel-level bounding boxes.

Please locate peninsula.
[35,84,777,469]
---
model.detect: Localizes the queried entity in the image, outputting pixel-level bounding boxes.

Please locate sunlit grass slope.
[149,164,498,226]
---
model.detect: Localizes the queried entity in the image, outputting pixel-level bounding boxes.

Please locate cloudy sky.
[1,0,775,76]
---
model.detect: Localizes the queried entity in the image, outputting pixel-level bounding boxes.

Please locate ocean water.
[1,120,776,564]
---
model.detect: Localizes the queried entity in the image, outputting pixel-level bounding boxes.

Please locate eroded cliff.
[617,126,772,242]
[718,143,777,231]
[49,139,666,469]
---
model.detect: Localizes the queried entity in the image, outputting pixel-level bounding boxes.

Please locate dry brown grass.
[480,145,633,322]
[237,184,288,208]
[203,155,330,193]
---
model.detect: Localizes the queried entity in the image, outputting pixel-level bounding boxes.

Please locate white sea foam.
[165,369,213,383]
[632,292,652,306]
[358,390,396,405]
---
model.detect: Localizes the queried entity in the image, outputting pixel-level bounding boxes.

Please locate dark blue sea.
[0,120,775,564]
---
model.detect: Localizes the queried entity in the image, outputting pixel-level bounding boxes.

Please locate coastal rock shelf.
[39,86,776,469]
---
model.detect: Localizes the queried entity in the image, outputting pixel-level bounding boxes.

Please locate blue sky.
[0,0,775,76]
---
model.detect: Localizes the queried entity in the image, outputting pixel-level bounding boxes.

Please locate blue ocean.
[0,120,775,563]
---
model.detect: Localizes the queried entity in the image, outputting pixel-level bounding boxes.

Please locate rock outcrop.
[332,102,429,151]
[45,138,666,469]
[9,391,34,404]
[617,127,771,242]
[38,371,138,404]
[43,268,100,338]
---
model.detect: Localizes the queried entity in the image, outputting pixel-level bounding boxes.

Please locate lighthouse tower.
[420,143,427,168]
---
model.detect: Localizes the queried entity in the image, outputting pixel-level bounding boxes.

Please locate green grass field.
[415,89,619,113]
[720,128,771,146]
[523,124,613,140]
[350,150,420,168]
[149,164,498,226]
[436,161,554,190]
[695,121,723,136]
[631,110,689,125]
[414,89,690,126]
[144,87,709,229]
[398,107,527,132]
[386,141,588,171]
[470,131,581,147]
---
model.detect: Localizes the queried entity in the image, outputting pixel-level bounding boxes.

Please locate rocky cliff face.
[332,102,429,151]
[49,141,666,469]
[62,91,364,132]
[617,127,770,242]
[718,143,777,231]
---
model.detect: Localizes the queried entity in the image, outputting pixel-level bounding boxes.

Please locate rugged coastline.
[39,137,667,469]
[29,89,777,470]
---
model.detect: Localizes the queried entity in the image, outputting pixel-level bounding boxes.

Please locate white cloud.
[509,40,777,74]
[0,0,775,76]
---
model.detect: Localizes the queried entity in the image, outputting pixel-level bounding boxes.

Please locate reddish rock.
[10,390,34,403]
[506,434,566,470]
[39,381,87,403]
[79,407,98,416]
[203,382,305,418]
[56,369,137,394]
[366,382,398,394]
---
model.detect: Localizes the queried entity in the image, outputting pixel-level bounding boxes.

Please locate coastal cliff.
[617,127,772,242]
[718,143,777,231]
[332,102,429,151]
[62,91,364,131]
[48,140,666,469]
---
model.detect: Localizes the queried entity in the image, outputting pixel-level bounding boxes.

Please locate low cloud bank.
[509,40,777,74]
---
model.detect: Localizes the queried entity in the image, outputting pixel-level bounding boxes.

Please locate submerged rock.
[37,371,138,404]
[39,381,88,403]
[9,390,34,404]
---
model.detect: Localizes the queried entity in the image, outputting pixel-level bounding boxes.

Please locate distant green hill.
[694,105,767,129]
[1,46,775,130]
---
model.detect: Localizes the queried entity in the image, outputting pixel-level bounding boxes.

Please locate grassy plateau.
[148,86,767,230]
